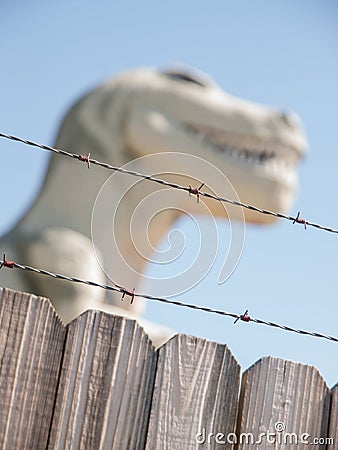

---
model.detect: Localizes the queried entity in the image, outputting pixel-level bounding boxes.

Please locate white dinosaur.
[0,66,307,347]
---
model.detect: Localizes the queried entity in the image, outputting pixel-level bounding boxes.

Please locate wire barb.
[293,211,307,229]
[188,182,205,203]
[0,253,15,269]
[234,309,251,324]
[77,153,91,169]
[118,286,136,304]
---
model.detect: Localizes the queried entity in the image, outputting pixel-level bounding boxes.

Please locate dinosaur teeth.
[185,123,286,166]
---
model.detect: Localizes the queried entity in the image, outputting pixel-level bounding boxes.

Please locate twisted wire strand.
[1,132,337,234]
[1,257,337,343]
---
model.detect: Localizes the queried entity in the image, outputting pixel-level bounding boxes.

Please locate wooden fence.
[0,287,336,449]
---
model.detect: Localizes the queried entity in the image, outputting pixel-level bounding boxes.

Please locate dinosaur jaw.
[126,109,303,223]
[184,122,301,168]
[181,121,301,222]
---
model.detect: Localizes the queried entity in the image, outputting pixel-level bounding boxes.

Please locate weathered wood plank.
[48,311,157,450]
[145,334,240,450]
[327,383,338,449]
[1,287,335,449]
[236,357,330,449]
[0,287,66,450]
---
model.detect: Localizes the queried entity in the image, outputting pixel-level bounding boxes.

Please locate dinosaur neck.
[16,151,180,293]
[17,155,105,236]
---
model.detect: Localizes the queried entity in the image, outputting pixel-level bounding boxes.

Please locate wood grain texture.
[0,287,66,450]
[48,310,157,450]
[327,383,338,449]
[145,334,240,450]
[1,287,336,449]
[236,356,331,449]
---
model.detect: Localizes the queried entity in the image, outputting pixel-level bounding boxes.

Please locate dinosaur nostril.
[278,110,304,130]
[279,110,293,127]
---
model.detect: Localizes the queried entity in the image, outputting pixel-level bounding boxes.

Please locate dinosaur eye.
[161,69,208,87]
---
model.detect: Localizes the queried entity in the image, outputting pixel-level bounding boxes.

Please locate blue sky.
[1,1,337,386]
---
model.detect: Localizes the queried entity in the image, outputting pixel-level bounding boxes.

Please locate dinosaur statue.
[0,66,307,347]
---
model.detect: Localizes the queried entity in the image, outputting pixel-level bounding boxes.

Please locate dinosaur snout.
[275,109,307,159]
[278,110,304,131]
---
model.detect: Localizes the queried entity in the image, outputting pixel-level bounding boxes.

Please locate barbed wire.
[1,132,337,234]
[1,255,337,344]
